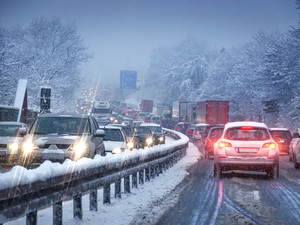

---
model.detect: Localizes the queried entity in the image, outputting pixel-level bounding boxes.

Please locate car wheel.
[294,154,299,169]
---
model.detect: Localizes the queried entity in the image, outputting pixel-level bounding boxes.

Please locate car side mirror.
[293,133,300,138]
[95,129,105,137]
[18,127,27,136]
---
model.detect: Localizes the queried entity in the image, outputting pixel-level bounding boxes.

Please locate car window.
[103,129,124,142]
[209,128,224,138]
[134,127,151,135]
[270,130,292,139]
[30,117,90,135]
[0,124,21,137]
[225,127,270,141]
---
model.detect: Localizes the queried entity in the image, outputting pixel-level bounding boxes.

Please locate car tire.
[294,154,299,169]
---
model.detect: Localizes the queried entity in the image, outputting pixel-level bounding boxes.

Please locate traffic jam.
[1,95,298,177]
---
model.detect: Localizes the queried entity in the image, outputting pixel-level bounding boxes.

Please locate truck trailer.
[195,100,229,124]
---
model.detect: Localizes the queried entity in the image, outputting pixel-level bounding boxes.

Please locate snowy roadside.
[7,142,201,225]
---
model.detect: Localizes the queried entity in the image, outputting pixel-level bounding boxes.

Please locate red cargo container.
[195,100,229,124]
[140,99,154,113]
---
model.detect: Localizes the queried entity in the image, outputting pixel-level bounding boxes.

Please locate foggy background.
[0,0,298,88]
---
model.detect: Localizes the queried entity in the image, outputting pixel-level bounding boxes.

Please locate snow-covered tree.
[0,17,92,112]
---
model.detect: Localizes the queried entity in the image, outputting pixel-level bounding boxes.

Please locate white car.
[99,125,129,154]
[290,132,300,169]
[214,121,279,178]
[0,122,28,166]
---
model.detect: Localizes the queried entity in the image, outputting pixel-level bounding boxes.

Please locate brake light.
[177,126,179,130]
[188,130,191,133]
[218,142,232,148]
[262,142,276,150]
[241,126,253,130]
[207,137,212,143]
[195,130,197,134]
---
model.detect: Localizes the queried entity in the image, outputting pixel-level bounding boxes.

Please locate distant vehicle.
[193,123,209,140]
[185,124,197,141]
[19,113,105,168]
[150,115,161,124]
[176,122,190,134]
[203,126,224,159]
[161,113,173,129]
[133,126,154,148]
[195,100,229,125]
[0,122,28,166]
[92,101,112,121]
[289,132,300,162]
[137,112,148,121]
[109,124,138,149]
[140,123,165,145]
[140,99,154,113]
[99,125,129,154]
[214,121,279,178]
[97,117,110,126]
[172,101,189,124]
[269,128,292,155]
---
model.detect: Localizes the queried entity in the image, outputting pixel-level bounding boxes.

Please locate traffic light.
[40,88,51,111]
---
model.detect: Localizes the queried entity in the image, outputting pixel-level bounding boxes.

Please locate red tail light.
[262,142,276,150]
[170,123,172,127]
[207,137,212,143]
[195,130,197,134]
[188,130,192,133]
[218,142,232,148]
[177,126,179,130]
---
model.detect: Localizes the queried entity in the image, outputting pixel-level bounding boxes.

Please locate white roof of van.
[225,121,268,129]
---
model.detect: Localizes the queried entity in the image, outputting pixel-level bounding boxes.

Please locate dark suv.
[269,128,292,154]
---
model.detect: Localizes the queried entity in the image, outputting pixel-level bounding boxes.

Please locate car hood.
[0,136,23,144]
[103,141,126,151]
[25,134,81,146]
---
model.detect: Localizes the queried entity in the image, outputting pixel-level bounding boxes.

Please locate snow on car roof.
[140,122,160,127]
[269,128,289,131]
[225,121,268,129]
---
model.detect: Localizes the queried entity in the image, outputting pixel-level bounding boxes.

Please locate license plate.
[0,150,6,156]
[42,153,64,160]
[237,148,258,153]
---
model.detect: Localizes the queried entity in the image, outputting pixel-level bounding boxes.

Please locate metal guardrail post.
[124,175,130,193]
[103,183,111,204]
[73,193,82,219]
[139,170,144,184]
[89,189,98,211]
[132,172,138,188]
[145,167,150,181]
[151,165,156,179]
[26,210,37,225]
[115,179,122,198]
[53,201,62,225]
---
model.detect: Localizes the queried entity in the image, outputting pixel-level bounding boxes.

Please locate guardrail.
[0,129,188,225]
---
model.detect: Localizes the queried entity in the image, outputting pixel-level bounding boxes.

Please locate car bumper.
[215,157,278,171]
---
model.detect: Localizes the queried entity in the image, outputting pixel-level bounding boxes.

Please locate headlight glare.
[9,143,19,152]
[146,138,153,146]
[22,141,37,154]
[127,141,134,150]
[112,147,122,154]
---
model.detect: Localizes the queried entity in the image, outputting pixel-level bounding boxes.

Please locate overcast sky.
[0,0,299,87]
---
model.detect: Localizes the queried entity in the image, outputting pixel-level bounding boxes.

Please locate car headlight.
[9,143,19,152]
[127,141,134,150]
[112,147,124,154]
[22,141,37,154]
[146,138,153,146]
[158,137,164,142]
[70,142,87,152]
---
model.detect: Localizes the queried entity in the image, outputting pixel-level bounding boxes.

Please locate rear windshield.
[225,127,270,141]
[269,130,292,140]
[196,126,207,132]
[208,128,224,138]
[30,117,90,135]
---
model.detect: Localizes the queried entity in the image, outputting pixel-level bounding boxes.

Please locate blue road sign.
[120,70,137,89]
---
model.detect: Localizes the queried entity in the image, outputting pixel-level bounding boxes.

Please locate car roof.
[195,123,209,127]
[225,121,268,129]
[269,128,289,131]
[0,121,26,125]
[140,122,160,127]
[38,112,88,118]
[99,125,121,130]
